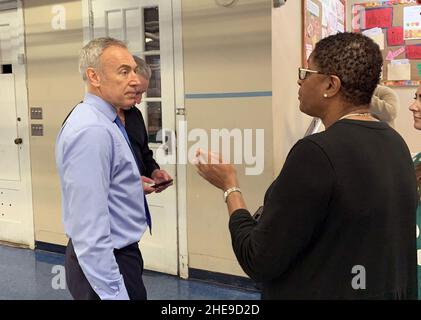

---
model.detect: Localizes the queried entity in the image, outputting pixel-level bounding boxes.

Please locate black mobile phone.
[252,206,263,222]
[151,179,173,189]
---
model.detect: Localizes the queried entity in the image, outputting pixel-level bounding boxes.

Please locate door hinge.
[176,108,185,116]
[89,10,94,28]
[17,53,25,65]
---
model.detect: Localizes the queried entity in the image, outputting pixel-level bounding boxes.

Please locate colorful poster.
[407,45,421,59]
[387,26,404,46]
[404,6,421,40]
[306,14,322,47]
[364,7,393,30]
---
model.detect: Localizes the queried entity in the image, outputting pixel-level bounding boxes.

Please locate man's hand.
[142,176,156,195]
[151,169,173,193]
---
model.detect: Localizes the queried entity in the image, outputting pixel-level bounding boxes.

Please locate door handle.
[164,131,172,156]
[161,129,177,156]
[14,138,23,145]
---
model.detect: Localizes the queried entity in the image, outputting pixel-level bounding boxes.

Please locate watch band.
[223,187,241,203]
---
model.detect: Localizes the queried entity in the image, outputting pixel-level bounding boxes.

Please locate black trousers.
[65,239,147,300]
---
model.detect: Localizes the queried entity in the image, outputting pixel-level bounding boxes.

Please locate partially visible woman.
[196,32,418,299]
[409,83,421,299]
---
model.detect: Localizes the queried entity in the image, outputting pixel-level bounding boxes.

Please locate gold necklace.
[338,112,378,121]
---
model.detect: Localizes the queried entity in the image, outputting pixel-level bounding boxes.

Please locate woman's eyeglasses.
[298,67,324,80]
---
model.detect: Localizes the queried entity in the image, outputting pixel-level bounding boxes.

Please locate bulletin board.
[352,1,421,86]
[302,0,347,67]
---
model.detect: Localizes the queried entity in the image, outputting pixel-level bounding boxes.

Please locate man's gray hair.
[133,55,152,80]
[78,37,127,81]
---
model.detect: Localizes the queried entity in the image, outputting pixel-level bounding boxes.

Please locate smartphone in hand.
[151,179,173,189]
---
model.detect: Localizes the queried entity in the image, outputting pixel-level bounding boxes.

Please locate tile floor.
[0,245,260,300]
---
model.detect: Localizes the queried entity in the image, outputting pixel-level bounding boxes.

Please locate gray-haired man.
[56,37,149,300]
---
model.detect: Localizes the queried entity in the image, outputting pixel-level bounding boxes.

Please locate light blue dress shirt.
[56,93,148,300]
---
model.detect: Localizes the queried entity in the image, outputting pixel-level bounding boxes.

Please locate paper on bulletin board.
[306,44,313,60]
[362,28,385,50]
[336,0,344,22]
[322,3,328,27]
[387,26,404,46]
[364,7,393,30]
[307,0,320,17]
[372,33,385,50]
[327,11,338,35]
[404,5,421,40]
[407,45,421,59]
[387,60,411,80]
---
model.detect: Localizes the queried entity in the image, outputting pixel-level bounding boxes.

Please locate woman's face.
[297,56,327,118]
[409,84,421,130]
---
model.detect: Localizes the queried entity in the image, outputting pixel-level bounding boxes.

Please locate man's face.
[134,75,150,105]
[95,45,140,110]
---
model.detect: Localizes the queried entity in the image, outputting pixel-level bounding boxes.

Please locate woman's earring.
[323,93,328,98]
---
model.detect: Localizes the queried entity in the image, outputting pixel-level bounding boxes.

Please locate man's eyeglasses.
[298,67,324,80]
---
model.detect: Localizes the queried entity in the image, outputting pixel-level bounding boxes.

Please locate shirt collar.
[83,92,118,122]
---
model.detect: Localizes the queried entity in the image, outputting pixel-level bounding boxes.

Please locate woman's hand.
[194,149,239,191]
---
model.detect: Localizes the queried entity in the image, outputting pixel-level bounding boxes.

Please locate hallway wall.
[24,0,84,245]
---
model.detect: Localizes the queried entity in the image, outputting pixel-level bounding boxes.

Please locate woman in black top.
[196,32,418,299]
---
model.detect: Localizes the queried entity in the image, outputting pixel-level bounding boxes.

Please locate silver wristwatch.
[223,187,242,203]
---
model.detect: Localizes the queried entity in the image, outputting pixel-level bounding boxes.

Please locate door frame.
[0,0,35,248]
[172,0,188,279]
[81,0,188,278]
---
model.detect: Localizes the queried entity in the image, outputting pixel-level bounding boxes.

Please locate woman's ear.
[325,75,341,97]
[86,68,101,88]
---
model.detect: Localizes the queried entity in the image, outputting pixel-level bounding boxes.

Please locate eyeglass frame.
[298,67,327,80]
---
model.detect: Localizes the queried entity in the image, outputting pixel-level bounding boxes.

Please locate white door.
[0,6,34,247]
[84,0,179,275]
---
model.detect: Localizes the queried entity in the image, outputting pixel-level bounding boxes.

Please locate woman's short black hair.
[312,32,383,106]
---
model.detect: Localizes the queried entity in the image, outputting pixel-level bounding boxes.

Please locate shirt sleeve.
[229,139,334,282]
[61,126,130,300]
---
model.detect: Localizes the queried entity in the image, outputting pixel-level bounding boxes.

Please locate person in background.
[409,82,421,299]
[56,37,150,300]
[369,84,400,128]
[370,84,399,127]
[121,55,172,194]
[195,32,418,299]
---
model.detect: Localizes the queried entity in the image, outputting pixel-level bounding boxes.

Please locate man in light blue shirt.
[56,37,149,300]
